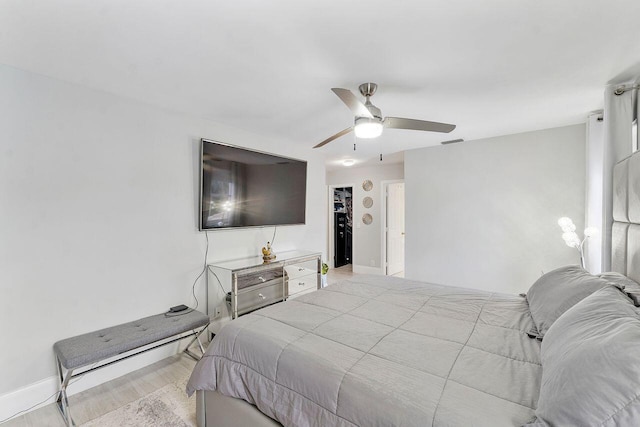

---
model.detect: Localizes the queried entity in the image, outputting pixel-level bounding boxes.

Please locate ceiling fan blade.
[331,88,374,119]
[313,127,353,148]
[384,117,456,133]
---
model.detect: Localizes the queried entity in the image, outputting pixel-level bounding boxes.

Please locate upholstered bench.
[53,310,210,426]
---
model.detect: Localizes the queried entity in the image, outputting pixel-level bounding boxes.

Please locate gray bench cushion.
[54,310,209,370]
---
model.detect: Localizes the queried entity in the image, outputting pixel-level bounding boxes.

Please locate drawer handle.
[298,282,305,286]
[258,276,266,283]
[258,293,266,300]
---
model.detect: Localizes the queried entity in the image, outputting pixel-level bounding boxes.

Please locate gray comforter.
[187,275,541,426]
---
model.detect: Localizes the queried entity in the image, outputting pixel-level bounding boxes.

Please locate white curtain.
[636,89,640,151]
[584,112,604,273]
[602,83,636,271]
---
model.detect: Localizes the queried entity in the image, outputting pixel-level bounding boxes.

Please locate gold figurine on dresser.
[261,241,276,262]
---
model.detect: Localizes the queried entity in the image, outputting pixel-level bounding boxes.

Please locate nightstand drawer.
[236,282,284,315]
[286,273,318,297]
[236,269,284,290]
[285,259,318,280]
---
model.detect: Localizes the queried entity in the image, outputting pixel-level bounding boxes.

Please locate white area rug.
[83,377,196,427]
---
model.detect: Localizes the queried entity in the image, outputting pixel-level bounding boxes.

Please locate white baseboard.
[0,341,185,422]
[352,264,384,275]
[0,375,59,422]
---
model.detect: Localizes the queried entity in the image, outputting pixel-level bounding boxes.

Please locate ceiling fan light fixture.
[354,117,383,139]
[313,83,456,149]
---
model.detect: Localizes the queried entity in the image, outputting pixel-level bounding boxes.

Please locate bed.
[187,151,640,426]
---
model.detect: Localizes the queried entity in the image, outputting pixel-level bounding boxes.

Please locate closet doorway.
[329,186,353,268]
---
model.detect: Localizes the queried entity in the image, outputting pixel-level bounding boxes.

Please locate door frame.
[381,179,405,275]
[327,183,354,269]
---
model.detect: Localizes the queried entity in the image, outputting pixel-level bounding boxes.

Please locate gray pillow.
[527,285,640,426]
[598,272,640,306]
[526,265,610,339]
[597,271,640,290]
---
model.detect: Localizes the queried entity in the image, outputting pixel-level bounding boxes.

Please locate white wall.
[405,124,586,294]
[327,163,404,273]
[0,64,326,417]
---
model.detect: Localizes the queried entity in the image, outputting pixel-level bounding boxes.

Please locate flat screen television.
[199,139,307,230]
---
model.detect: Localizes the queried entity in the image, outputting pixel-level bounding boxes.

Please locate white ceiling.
[2,0,640,169]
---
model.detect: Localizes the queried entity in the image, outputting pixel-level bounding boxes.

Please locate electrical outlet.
[214,306,223,318]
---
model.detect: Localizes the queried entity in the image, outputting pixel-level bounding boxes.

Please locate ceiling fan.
[314,83,456,148]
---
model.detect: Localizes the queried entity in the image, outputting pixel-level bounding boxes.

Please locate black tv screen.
[199,139,307,230]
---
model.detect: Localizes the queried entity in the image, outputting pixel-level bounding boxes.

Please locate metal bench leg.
[183,323,209,361]
[55,356,75,426]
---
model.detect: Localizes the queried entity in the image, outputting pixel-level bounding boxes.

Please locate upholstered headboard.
[612,151,640,283]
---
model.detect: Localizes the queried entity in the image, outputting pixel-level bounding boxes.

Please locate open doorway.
[382,181,405,276]
[330,186,353,269]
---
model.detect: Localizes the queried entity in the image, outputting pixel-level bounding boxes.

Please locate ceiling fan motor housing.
[363,102,382,120]
[359,83,382,119]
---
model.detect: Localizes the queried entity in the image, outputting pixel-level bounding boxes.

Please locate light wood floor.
[327,263,354,284]
[4,266,357,427]
[3,353,198,427]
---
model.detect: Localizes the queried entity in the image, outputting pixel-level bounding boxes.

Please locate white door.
[386,182,405,276]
